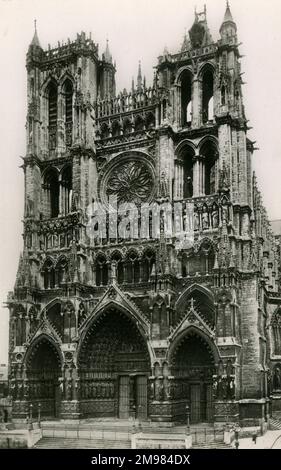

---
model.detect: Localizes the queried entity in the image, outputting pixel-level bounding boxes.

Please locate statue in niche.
[221,202,229,223]
[165,380,172,400]
[202,206,209,230]
[273,367,281,390]
[149,380,155,400]
[194,211,200,231]
[213,377,218,399]
[155,379,164,401]
[217,361,224,377]
[228,377,235,399]
[26,196,34,217]
[184,176,193,199]
[66,379,72,400]
[211,205,219,229]
[226,360,233,377]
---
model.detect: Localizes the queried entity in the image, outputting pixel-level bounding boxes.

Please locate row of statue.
[80,381,115,399]
[213,376,235,400]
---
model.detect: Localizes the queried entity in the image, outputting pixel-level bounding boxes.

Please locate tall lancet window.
[180,70,192,127]
[48,82,58,150]
[43,168,60,218]
[202,68,214,123]
[63,79,73,147]
[201,140,218,196]
[61,166,72,215]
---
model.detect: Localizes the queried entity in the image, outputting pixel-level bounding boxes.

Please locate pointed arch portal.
[169,328,216,424]
[78,307,151,419]
[25,335,62,418]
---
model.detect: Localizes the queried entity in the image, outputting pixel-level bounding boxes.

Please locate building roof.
[270,220,281,236]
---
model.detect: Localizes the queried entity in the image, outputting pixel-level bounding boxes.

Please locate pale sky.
[0,0,281,363]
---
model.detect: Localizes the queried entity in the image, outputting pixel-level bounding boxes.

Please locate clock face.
[99,153,156,206]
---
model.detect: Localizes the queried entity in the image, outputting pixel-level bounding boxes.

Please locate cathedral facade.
[6,4,281,426]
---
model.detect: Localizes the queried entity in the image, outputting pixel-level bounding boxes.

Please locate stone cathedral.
[6,3,281,427]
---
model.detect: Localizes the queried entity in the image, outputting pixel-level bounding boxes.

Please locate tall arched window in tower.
[43,168,60,218]
[61,166,72,215]
[48,82,58,150]
[63,79,73,147]
[182,146,195,198]
[43,259,56,289]
[95,254,108,286]
[201,140,218,196]
[126,251,140,284]
[56,256,68,286]
[202,68,214,123]
[180,70,192,127]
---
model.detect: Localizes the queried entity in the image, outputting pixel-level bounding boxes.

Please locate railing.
[96,88,158,118]
[41,422,131,442]
[191,426,224,445]
[158,44,217,65]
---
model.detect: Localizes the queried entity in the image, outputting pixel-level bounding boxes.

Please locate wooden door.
[190,384,201,424]
[136,375,148,420]
[119,376,130,419]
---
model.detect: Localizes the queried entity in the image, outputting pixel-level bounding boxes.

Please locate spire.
[220,1,237,36]
[137,60,142,91]
[224,1,234,22]
[181,29,191,52]
[104,38,112,63]
[30,19,41,48]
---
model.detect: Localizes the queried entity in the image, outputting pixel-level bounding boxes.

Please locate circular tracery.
[99,153,156,206]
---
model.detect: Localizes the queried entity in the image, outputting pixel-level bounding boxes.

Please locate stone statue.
[149,380,155,400]
[221,203,229,223]
[202,207,209,230]
[273,367,281,390]
[194,211,200,231]
[211,205,219,229]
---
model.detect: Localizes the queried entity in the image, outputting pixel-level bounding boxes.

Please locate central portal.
[78,308,150,419]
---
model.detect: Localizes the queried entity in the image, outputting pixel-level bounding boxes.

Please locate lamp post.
[38,403,41,425]
[138,405,142,432]
[28,403,33,431]
[29,403,33,423]
[132,405,136,434]
[186,404,190,434]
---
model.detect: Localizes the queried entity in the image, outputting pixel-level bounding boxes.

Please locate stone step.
[34,437,131,449]
[269,419,281,430]
[192,442,233,449]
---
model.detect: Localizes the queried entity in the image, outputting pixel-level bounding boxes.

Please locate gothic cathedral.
[7,3,281,426]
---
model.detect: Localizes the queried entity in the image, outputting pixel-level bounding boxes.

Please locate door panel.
[54,383,61,418]
[136,375,147,420]
[190,384,201,424]
[119,376,130,419]
[206,383,214,422]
